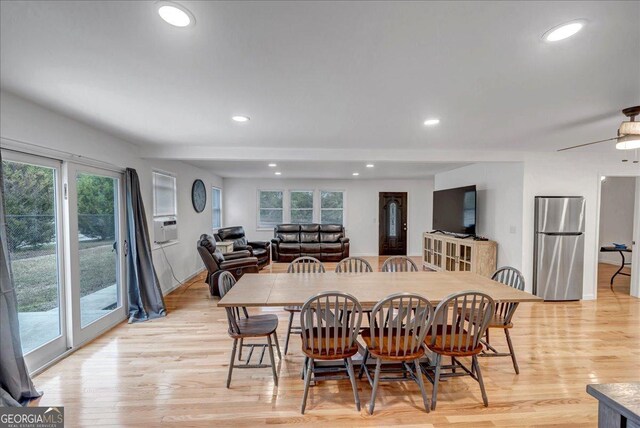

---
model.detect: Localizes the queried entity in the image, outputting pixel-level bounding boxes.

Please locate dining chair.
[299,292,363,414]
[358,293,434,414]
[218,271,281,387]
[284,257,326,355]
[381,256,419,272]
[477,266,525,374]
[421,291,495,409]
[335,257,373,273]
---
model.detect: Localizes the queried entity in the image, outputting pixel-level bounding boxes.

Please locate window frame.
[257,189,285,229]
[212,186,222,230]
[289,189,315,224]
[152,170,177,218]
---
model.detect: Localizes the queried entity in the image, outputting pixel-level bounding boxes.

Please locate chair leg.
[284,311,294,355]
[431,353,442,410]
[226,338,238,388]
[368,359,382,415]
[504,328,519,374]
[414,359,430,413]
[238,338,243,361]
[358,348,369,379]
[345,358,361,412]
[272,331,283,360]
[266,335,278,386]
[301,357,314,414]
[486,328,490,345]
[473,355,489,407]
[302,356,308,380]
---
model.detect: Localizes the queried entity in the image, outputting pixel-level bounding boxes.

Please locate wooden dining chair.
[381,256,419,272]
[299,291,363,414]
[335,257,373,273]
[477,266,525,374]
[284,257,326,355]
[218,272,282,387]
[421,291,495,410]
[358,293,434,414]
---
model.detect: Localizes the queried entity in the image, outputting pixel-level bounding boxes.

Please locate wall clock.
[191,179,207,213]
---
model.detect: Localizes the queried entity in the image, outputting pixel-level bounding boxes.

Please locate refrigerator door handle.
[539,232,583,236]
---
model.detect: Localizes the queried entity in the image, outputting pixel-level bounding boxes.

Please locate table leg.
[610,251,630,291]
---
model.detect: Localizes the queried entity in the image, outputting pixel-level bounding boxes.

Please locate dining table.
[217,271,542,308]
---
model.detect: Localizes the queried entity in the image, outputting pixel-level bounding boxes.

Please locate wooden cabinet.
[422,232,497,277]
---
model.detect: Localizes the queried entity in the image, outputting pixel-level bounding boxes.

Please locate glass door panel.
[76,172,120,327]
[2,152,68,369]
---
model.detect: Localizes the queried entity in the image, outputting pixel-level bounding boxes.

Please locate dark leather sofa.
[214,226,271,269]
[197,234,259,296]
[271,224,349,263]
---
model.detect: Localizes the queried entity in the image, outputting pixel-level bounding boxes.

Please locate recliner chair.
[215,226,271,269]
[197,234,259,297]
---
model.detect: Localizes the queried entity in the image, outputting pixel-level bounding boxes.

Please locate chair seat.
[284,305,302,312]
[229,314,279,338]
[461,309,513,329]
[301,328,360,360]
[425,325,483,356]
[361,329,425,361]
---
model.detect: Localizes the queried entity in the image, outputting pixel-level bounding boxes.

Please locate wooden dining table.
[217,271,542,308]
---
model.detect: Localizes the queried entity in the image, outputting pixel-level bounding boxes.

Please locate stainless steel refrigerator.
[533,196,585,301]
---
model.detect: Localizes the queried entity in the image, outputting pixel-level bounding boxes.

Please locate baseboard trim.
[163,268,205,296]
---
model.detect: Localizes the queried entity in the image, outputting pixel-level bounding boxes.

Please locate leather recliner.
[271,224,349,263]
[215,226,271,269]
[197,234,259,297]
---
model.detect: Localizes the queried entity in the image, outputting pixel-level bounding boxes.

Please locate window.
[320,191,344,224]
[258,190,283,227]
[290,190,314,223]
[153,171,177,217]
[212,187,222,229]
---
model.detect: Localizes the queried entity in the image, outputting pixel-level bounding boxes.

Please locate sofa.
[214,226,271,269]
[271,224,349,262]
[197,234,259,297]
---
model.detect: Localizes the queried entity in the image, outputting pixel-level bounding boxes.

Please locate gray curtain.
[0,151,41,406]
[125,168,166,323]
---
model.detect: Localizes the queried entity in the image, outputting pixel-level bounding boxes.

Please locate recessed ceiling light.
[352,172,359,176]
[543,20,585,42]
[157,1,195,28]
[232,115,250,122]
[268,163,277,167]
[366,164,375,168]
[424,118,440,126]
[274,171,282,176]
[600,176,606,182]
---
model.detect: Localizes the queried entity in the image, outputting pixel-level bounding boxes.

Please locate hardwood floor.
[31,258,638,427]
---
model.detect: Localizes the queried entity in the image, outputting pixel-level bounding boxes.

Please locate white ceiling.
[185,160,468,179]
[1,1,639,155]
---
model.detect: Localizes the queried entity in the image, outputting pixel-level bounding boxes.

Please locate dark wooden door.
[379,192,408,255]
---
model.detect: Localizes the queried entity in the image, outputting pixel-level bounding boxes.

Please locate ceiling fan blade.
[557,137,619,152]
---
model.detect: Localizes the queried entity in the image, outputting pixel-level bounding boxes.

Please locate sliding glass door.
[65,164,126,346]
[2,152,68,370]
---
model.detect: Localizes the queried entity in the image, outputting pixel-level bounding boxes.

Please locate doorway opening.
[379,192,408,255]
[597,176,638,297]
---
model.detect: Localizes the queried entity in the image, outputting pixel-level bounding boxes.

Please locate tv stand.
[423,232,497,277]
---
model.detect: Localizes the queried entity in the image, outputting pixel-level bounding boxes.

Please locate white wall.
[223,177,433,256]
[0,91,222,294]
[434,162,524,270]
[598,177,636,264]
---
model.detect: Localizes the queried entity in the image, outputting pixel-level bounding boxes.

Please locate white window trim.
[152,170,177,218]
[289,189,315,224]
[257,189,285,230]
[212,186,223,231]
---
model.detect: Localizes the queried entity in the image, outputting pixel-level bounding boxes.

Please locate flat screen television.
[432,185,477,235]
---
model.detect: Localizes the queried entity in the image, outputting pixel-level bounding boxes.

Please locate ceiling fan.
[558,106,640,152]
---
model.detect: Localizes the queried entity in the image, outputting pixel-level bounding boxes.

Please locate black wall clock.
[191,179,207,213]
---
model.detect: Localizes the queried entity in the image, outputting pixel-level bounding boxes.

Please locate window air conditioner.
[154,217,178,243]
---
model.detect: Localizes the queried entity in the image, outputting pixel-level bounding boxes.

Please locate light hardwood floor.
[31,258,638,427]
